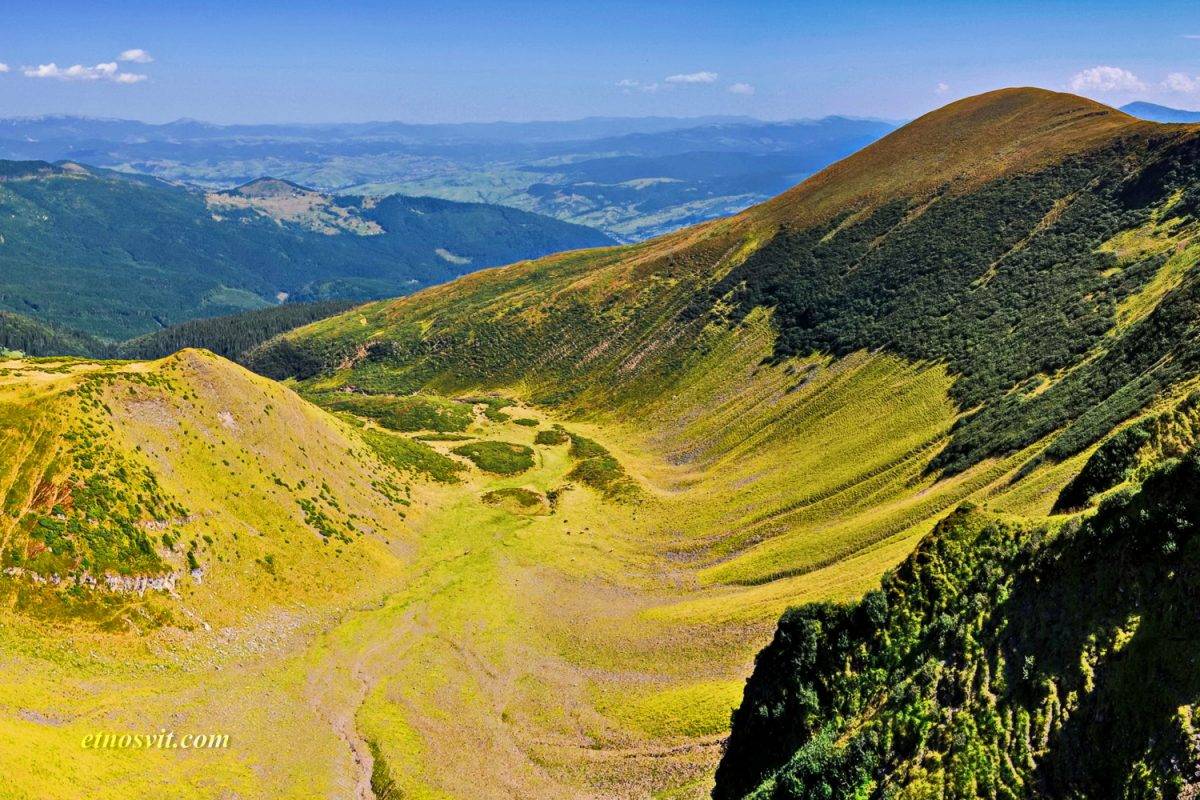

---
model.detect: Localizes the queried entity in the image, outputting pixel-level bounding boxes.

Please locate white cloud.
[665,70,718,84]
[118,48,154,64]
[1163,72,1200,93]
[0,63,8,73]
[728,82,755,95]
[615,78,662,93]
[935,81,950,95]
[1068,65,1145,93]
[22,60,145,84]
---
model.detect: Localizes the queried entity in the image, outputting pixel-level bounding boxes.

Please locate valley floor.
[0,343,1088,799]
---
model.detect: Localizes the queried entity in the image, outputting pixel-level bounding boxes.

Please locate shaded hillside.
[253,89,1200,475]
[0,302,359,365]
[0,162,610,338]
[116,300,359,362]
[715,450,1200,799]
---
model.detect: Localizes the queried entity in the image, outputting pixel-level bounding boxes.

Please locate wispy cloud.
[935,81,950,95]
[615,78,663,94]
[1183,34,1200,39]
[1068,65,1145,93]
[118,48,154,64]
[0,63,9,74]
[728,82,755,95]
[22,56,147,84]
[665,70,718,84]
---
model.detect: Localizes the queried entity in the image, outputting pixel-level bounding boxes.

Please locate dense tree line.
[716,451,1200,799]
[0,301,356,364]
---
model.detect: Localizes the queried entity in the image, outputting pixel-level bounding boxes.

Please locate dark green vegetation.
[565,433,639,500]
[313,392,472,433]
[450,441,535,475]
[360,428,463,483]
[0,302,360,366]
[0,311,102,357]
[1054,391,1200,512]
[116,301,358,362]
[707,133,1200,472]
[716,452,1200,799]
[0,160,610,339]
[534,428,569,445]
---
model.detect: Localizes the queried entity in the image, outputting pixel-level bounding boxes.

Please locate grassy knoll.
[451,440,535,474]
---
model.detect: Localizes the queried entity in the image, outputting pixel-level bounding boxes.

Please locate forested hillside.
[0,161,610,338]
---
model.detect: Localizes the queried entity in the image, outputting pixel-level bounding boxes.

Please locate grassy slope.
[238,89,1200,796]
[0,350,419,798]
[9,89,1200,799]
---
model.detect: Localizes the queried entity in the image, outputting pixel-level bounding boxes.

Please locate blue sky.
[2,0,1199,123]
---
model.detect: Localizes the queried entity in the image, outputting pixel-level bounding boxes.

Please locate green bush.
[451,441,534,474]
[534,427,569,445]
[362,428,464,483]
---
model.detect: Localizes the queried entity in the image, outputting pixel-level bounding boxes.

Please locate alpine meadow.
[4,5,1200,799]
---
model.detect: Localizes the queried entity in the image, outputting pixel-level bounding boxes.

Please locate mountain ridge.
[0,158,612,338]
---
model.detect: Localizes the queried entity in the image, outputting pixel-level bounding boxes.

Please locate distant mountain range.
[0,161,611,339]
[1120,101,1200,123]
[0,113,897,242]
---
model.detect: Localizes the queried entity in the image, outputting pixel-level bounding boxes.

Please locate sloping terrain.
[8,88,1200,799]
[0,162,610,339]
[245,88,1200,796]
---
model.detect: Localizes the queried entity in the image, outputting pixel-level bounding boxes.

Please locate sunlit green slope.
[9,87,1200,799]
[240,88,1200,795]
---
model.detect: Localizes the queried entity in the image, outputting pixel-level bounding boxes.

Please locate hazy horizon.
[6,0,1200,125]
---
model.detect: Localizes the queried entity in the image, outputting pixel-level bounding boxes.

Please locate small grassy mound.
[513,417,539,427]
[460,395,512,422]
[451,441,535,475]
[362,428,464,483]
[566,432,638,500]
[413,432,473,442]
[315,392,471,432]
[534,427,569,445]
[480,487,550,515]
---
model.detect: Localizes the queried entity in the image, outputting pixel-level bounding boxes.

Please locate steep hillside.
[255,89,1195,475]
[0,162,610,338]
[716,449,1200,799]
[0,349,413,627]
[244,88,1200,796]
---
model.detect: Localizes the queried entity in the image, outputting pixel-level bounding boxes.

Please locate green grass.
[361,428,464,483]
[451,441,534,474]
[315,392,472,433]
[480,487,548,515]
[534,427,569,445]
